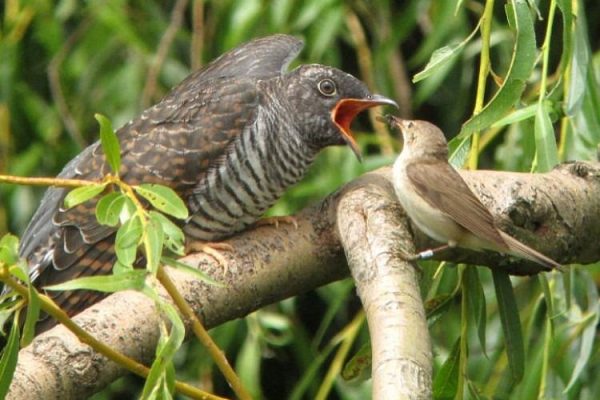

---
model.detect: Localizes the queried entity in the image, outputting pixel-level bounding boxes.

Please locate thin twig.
[141,0,189,108]
[0,269,223,400]
[0,174,98,188]
[191,0,205,70]
[156,267,253,400]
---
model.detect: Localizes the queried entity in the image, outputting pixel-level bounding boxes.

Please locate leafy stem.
[0,265,223,400]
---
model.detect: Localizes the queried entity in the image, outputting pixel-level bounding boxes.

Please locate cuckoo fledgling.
[388,117,560,270]
[15,35,397,332]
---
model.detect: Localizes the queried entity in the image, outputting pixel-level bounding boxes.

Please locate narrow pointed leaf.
[492,270,524,383]
[63,183,107,209]
[44,270,147,292]
[134,184,189,219]
[533,102,559,172]
[459,0,536,138]
[464,267,487,356]
[140,303,185,400]
[95,113,121,174]
[565,272,599,392]
[149,211,185,256]
[20,282,41,347]
[144,215,164,274]
[0,318,20,399]
[433,337,461,399]
[413,21,480,83]
[161,256,222,286]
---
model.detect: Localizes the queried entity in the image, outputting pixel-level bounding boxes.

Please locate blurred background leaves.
[1,0,600,399]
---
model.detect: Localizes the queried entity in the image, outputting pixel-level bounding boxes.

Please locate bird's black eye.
[317,79,336,96]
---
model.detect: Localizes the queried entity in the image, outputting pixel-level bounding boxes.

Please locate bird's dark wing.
[405,161,507,250]
[17,35,304,328]
[173,34,303,91]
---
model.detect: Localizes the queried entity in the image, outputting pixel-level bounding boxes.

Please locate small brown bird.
[13,34,397,332]
[389,116,561,270]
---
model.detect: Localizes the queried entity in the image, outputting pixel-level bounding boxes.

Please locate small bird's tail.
[499,232,563,272]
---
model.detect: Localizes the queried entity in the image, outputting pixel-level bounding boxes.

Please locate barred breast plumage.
[14,34,397,333]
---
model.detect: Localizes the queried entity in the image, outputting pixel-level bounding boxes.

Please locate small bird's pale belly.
[393,162,466,246]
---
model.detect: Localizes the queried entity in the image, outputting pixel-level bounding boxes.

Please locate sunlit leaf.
[96,192,127,227]
[134,184,188,220]
[140,303,184,400]
[413,21,480,83]
[44,270,147,292]
[115,216,142,267]
[143,215,164,274]
[63,183,107,209]
[459,0,536,138]
[0,234,19,266]
[149,211,185,256]
[95,113,121,174]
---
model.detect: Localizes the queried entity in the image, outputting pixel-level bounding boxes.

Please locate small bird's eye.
[317,79,336,96]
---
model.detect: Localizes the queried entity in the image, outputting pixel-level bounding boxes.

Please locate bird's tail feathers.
[500,232,563,272]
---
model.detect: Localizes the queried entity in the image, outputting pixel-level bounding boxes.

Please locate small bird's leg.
[403,241,456,261]
[185,240,234,272]
[253,215,299,229]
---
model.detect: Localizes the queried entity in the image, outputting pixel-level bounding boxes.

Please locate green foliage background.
[1,0,600,399]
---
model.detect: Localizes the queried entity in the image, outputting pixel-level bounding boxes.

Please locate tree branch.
[7,161,600,399]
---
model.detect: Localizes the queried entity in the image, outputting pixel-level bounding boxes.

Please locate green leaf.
[491,103,537,128]
[20,282,40,347]
[413,20,480,83]
[140,303,184,400]
[459,0,536,138]
[63,183,107,209]
[44,270,147,292]
[492,270,524,383]
[564,271,599,392]
[115,216,143,267]
[161,257,223,287]
[464,267,487,356]
[149,211,185,256]
[0,234,20,266]
[0,317,20,399]
[96,192,126,227]
[143,215,164,274]
[134,184,189,220]
[95,113,121,174]
[533,102,559,172]
[433,337,460,399]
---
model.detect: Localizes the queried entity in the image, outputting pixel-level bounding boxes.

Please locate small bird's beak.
[332,95,398,160]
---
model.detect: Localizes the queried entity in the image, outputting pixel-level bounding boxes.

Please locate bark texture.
[7,161,600,399]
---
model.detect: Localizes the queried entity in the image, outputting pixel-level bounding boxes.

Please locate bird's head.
[384,116,449,160]
[282,65,397,160]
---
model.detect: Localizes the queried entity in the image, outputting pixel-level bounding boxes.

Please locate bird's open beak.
[332,94,398,160]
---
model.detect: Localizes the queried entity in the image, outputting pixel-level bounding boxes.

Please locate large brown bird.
[15,34,397,332]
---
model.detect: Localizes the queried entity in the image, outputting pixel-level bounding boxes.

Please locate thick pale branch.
[7,161,600,399]
[336,173,432,399]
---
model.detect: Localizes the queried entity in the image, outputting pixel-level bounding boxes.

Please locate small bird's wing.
[405,161,508,250]
[17,35,305,330]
